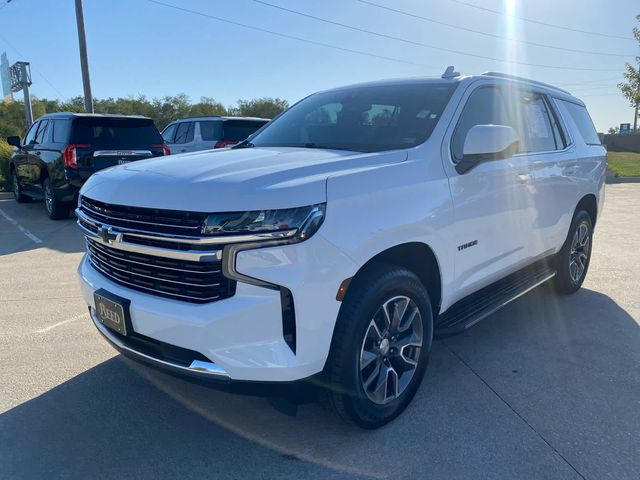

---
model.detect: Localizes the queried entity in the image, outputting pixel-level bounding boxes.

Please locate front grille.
[86,238,235,303]
[80,196,207,237]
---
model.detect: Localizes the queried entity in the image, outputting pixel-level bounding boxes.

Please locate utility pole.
[74,0,93,113]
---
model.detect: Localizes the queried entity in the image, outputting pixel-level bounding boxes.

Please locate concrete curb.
[606,177,640,184]
[0,191,13,200]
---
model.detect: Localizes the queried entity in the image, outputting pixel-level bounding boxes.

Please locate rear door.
[70,117,165,180]
[168,121,196,153]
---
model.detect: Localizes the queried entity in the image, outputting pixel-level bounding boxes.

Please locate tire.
[324,263,434,429]
[553,210,593,294]
[12,170,31,203]
[43,177,70,220]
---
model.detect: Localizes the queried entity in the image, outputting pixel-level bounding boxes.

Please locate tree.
[618,15,640,132]
[608,126,620,134]
[233,97,289,119]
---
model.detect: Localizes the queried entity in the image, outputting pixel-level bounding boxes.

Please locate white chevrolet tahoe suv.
[76,70,606,428]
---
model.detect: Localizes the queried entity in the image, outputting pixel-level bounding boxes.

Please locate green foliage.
[608,151,640,177]
[617,15,640,125]
[232,97,289,119]
[0,95,288,139]
[0,140,12,190]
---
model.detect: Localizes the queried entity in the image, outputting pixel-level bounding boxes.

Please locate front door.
[441,83,536,303]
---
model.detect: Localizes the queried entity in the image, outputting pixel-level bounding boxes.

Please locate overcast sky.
[0,0,637,131]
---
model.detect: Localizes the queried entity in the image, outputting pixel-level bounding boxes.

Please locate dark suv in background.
[7,113,169,219]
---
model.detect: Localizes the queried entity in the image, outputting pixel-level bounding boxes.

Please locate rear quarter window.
[559,100,600,146]
[52,119,72,143]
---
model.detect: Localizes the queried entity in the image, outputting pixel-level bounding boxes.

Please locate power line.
[448,0,633,41]
[556,75,623,87]
[145,0,440,70]
[251,0,622,72]
[357,0,634,59]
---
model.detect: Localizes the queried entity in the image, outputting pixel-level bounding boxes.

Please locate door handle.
[518,173,533,183]
[35,151,41,155]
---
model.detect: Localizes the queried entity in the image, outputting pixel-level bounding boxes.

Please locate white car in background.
[76,68,606,428]
[161,116,269,153]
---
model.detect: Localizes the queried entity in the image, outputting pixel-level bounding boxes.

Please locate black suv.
[7,113,169,219]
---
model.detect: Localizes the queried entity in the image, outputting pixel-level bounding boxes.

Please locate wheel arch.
[575,193,597,227]
[344,242,442,316]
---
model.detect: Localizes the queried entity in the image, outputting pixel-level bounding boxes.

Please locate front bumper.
[78,233,357,382]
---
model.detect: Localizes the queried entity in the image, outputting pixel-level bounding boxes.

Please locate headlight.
[202,203,325,242]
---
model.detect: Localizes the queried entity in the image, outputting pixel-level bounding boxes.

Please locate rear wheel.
[43,178,70,220]
[12,170,30,203]
[324,264,433,429]
[553,210,593,294]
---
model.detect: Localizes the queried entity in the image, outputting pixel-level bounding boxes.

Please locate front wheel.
[12,170,30,203]
[553,210,593,294]
[324,264,433,429]
[43,178,70,220]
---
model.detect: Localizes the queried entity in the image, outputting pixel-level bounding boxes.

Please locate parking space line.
[0,208,43,244]
[35,314,85,334]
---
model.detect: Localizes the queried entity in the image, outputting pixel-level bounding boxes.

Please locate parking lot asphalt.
[1,185,639,480]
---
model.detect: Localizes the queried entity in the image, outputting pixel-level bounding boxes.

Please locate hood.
[80,147,406,212]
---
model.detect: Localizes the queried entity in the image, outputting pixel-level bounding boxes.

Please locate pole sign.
[620,123,631,136]
[0,52,12,100]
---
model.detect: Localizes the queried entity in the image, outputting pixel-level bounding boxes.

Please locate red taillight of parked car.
[62,144,90,168]
[153,144,171,156]
[214,140,238,149]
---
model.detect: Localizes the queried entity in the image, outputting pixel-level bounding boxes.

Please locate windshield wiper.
[231,139,255,149]
[302,143,362,152]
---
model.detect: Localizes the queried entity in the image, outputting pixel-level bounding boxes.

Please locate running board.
[435,261,556,336]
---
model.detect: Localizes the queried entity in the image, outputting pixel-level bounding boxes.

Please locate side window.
[52,119,71,143]
[545,97,568,150]
[34,120,50,145]
[162,123,177,143]
[199,121,222,141]
[452,87,510,162]
[23,121,39,146]
[173,122,194,144]
[560,100,601,145]
[509,92,557,153]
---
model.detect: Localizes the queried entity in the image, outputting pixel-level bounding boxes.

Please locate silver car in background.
[161,116,270,153]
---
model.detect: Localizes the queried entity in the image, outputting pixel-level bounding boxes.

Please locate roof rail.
[481,72,572,95]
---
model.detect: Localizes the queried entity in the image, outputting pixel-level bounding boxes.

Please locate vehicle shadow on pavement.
[0,199,84,256]
[1,288,638,480]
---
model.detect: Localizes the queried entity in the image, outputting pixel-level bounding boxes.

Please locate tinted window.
[199,121,222,141]
[509,91,557,153]
[162,123,177,143]
[222,120,268,142]
[173,122,195,144]
[34,120,49,145]
[23,122,39,145]
[71,117,163,147]
[452,87,510,161]
[52,119,71,143]
[250,83,457,152]
[561,101,600,145]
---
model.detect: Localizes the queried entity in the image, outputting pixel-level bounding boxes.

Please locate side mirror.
[6,136,21,148]
[456,125,520,174]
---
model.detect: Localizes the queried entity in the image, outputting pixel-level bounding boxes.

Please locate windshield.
[250,83,456,152]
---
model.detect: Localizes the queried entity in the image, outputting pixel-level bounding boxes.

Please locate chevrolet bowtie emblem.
[98,226,120,244]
